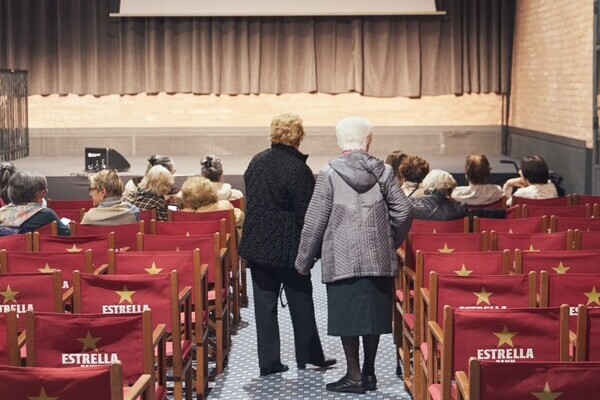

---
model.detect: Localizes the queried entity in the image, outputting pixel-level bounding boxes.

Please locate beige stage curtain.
[0,0,514,97]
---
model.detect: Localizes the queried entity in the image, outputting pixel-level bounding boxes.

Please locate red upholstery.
[0,233,31,252]
[518,250,600,275]
[512,196,570,206]
[73,222,142,252]
[585,309,600,361]
[553,216,600,232]
[0,312,17,366]
[47,199,94,210]
[34,234,113,267]
[28,312,145,384]
[476,360,600,400]
[0,364,115,399]
[408,218,467,234]
[475,216,545,233]
[577,230,600,250]
[573,194,600,205]
[494,231,570,252]
[525,204,589,218]
[2,250,92,292]
[546,273,600,331]
[406,232,487,268]
[0,272,61,330]
[154,220,224,236]
[419,251,507,288]
[170,209,233,234]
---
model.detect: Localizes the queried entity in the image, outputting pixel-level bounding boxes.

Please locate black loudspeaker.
[85,147,131,172]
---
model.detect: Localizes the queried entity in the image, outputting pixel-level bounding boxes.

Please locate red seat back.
[452,307,564,375]
[575,230,600,250]
[408,218,468,234]
[153,220,225,237]
[524,204,590,218]
[552,216,600,232]
[0,272,62,330]
[432,273,533,326]
[0,233,32,251]
[47,199,94,210]
[26,311,147,384]
[473,216,546,233]
[406,232,487,268]
[0,250,92,292]
[73,222,143,252]
[512,196,570,206]
[75,272,174,331]
[34,233,113,267]
[573,194,600,206]
[517,250,600,275]
[0,312,18,366]
[492,231,571,252]
[582,308,600,361]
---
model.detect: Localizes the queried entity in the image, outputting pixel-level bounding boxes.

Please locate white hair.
[422,169,457,195]
[335,116,373,151]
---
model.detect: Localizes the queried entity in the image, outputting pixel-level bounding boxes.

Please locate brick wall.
[510,0,594,146]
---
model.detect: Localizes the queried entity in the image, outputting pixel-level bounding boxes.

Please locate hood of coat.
[329,151,385,194]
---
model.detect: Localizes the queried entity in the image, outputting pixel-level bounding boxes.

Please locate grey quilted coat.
[295,151,413,283]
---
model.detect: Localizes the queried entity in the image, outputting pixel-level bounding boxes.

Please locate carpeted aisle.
[207,263,412,399]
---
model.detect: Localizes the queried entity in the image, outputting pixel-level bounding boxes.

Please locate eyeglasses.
[88,187,98,193]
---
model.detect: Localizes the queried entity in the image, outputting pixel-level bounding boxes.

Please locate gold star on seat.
[145,262,163,275]
[493,325,517,347]
[77,330,101,352]
[526,244,539,252]
[115,285,136,304]
[175,246,180,252]
[185,232,190,237]
[29,388,58,400]
[38,263,57,273]
[0,284,19,304]
[432,228,437,234]
[66,244,83,253]
[437,243,454,253]
[552,262,570,274]
[454,264,473,277]
[508,228,514,233]
[473,287,493,305]
[584,286,600,306]
[531,382,562,400]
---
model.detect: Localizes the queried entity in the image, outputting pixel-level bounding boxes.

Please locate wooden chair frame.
[0,311,19,366]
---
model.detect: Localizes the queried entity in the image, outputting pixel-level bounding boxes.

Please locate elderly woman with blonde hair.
[239,113,335,377]
[123,165,173,221]
[82,169,139,225]
[295,116,413,393]
[180,175,244,234]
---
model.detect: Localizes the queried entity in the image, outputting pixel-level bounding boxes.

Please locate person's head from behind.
[465,154,491,185]
[181,176,218,210]
[422,169,457,197]
[400,155,430,184]
[200,154,223,182]
[270,113,305,148]
[89,170,123,206]
[520,155,549,184]
[146,154,175,175]
[335,116,373,152]
[8,171,47,205]
[385,150,407,181]
[139,165,174,197]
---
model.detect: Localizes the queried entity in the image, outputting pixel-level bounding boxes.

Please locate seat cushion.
[428,382,457,400]
[208,288,228,303]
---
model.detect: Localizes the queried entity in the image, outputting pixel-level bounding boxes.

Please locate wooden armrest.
[124,374,152,400]
[199,264,208,279]
[402,266,416,281]
[219,248,228,261]
[61,287,74,304]
[421,288,430,306]
[17,331,26,348]
[178,286,192,304]
[428,321,444,344]
[93,264,109,275]
[455,371,469,400]
[396,247,406,261]
[152,324,166,348]
[569,330,577,344]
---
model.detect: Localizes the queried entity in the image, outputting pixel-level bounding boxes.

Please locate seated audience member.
[123,154,176,197]
[81,170,140,225]
[385,150,407,184]
[451,153,504,206]
[503,155,558,206]
[123,165,173,221]
[409,169,467,220]
[0,162,17,206]
[200,154,243,201]
[399,155,430,198]
[0,171,70,235]
[180,176,244,238]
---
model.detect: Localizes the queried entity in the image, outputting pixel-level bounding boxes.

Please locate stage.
[11,154,519,200]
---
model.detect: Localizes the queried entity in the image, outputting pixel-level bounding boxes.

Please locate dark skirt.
[326,276,393,337]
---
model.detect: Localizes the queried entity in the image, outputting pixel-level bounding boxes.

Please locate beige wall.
[29,92,503,129]
[510,0,594,146]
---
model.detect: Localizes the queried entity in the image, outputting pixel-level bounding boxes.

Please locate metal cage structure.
[0,69,29,161]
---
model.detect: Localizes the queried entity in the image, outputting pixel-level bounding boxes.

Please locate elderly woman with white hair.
[409,169,467,220]
[122,165,173,221]
[296,116,413,394]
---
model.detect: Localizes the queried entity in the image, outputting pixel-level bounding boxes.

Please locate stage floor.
[11,154,518,199]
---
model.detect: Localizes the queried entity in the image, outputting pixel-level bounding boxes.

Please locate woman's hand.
[504,177,526,189]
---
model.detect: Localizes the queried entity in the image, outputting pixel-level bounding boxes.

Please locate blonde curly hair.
[139,165,174,196]
[181,176,218,210]
[269,113,305,147]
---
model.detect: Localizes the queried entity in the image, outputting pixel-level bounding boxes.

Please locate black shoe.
[297,358,337,370]
[363,374,377,391]
[260,364,289,376]
[326,375,366,394]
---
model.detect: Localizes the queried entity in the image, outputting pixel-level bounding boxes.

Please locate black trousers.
[250,263,326,368]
